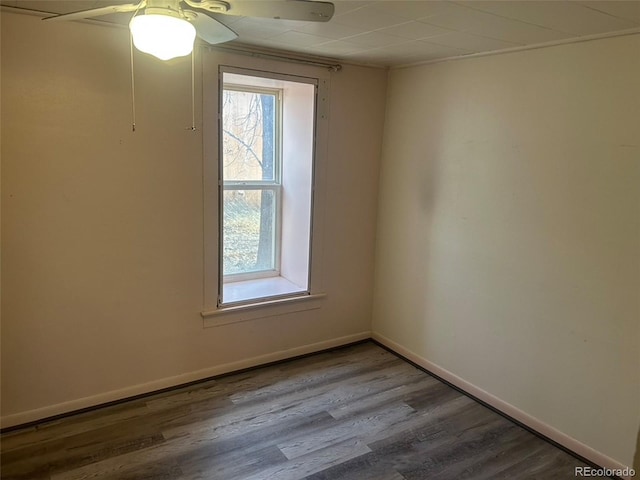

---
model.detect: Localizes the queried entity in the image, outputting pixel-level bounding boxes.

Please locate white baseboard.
[1,331,371,430]
[372,332,635,480]
[4,330,634,480]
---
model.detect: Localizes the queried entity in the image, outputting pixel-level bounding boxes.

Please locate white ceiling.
[3,0,640,67]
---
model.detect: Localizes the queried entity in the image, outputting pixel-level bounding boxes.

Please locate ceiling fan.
[43,0,335,60]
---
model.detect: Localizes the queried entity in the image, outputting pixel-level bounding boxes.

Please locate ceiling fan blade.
[42,2,144,22]
[224,1,334,22]
[190,11,238,44]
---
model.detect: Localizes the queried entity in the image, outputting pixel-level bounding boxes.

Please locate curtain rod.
[207,43,342,72]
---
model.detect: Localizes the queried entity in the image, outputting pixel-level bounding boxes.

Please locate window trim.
[218,67,318,308]
[202,293,327,328]
[202,55,331,324]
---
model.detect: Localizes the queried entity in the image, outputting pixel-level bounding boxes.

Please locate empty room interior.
[1,0,639,479]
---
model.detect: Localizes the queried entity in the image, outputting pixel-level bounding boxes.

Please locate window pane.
[223,189,276,276]
[222,90,276,182]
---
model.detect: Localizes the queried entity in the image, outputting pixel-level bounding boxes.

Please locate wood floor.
[1,342,606,480]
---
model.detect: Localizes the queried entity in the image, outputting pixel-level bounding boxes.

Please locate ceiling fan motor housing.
[183,0,231,14]
[144,0,183,16]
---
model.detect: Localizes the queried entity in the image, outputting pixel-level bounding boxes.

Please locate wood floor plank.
[241,437,372,480]
[304,458,408,480]
[0,403,151,453]
[326,374,438,420]
[161,358,411,442]
[83,458,185,480]
[1,342,606,480]
[49,409,336,480]
[278,401,415,459]
[2,423,165,479]
[178,443,287,480]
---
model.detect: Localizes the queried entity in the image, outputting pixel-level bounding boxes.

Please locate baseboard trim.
[371,332,634,480]
[1,331,371,431]
[3,330,634,480]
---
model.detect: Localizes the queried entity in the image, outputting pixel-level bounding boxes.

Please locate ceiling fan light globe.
[129,14,196,61]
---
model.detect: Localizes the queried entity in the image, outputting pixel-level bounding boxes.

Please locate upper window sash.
[222,84,282,185]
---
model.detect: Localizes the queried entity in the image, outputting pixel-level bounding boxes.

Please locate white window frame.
[201,59,330,324]
[221,84,283,283]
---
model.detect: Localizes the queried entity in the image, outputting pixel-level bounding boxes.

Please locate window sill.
[222,276,306,304]
[201,292,326,328]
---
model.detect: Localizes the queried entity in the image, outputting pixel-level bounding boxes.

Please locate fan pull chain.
[188,48,196,131]
[130,32,136,132]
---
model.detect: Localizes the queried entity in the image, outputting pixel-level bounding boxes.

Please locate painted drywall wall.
[372,34,640,467]
[0,12,386,424]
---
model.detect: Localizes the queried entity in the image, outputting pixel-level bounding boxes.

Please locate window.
[222,86,281,280]
[218,68,317,307]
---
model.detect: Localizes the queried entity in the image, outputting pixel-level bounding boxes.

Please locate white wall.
[373,34,640,468]
[0,12,387,425]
